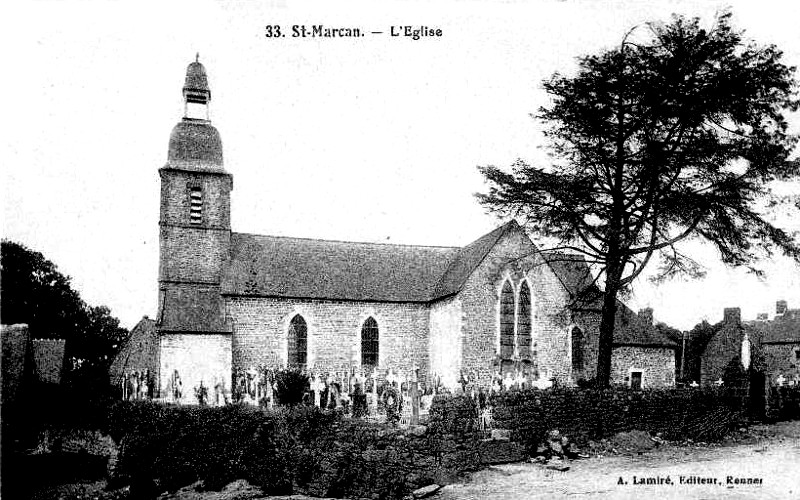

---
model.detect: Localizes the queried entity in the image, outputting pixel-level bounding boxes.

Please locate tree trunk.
[596,258,623,387]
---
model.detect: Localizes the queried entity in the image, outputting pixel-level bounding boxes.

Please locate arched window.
[517,281,532,359]
[499,281,515,359]
[287,315,307,369]
[571,326,584,373]
[361,317,379,367]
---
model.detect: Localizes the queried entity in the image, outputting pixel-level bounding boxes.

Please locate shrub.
[109,402,278,493]
[428,394,479,436]
[109,400,480,500]
[273,369,309,406]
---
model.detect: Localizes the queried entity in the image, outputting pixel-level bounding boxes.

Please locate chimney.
[776,300,788,316]
[638,308,654,326]
[723,307,741,325]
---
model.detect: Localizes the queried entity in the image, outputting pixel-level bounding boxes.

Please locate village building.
[113,59,677,403]
[758,301,800,383]
[685,301,800,387]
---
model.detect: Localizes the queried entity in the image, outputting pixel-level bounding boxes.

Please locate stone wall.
[610,346,676,388]
[1,324,30,409]
[158,168,231,287]
[428,296,462,389]
[159,333,232,403]
[458,225,573,386]
[159,169,232,229]
[158,225,231,283]
[31,339,66,384]
[762,343,800,380]
[225,297,430,382]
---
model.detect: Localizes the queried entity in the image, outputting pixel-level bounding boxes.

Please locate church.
[116,59,677,403]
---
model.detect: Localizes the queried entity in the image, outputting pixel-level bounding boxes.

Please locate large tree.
[478,13,800,386]
[1,240,128,378]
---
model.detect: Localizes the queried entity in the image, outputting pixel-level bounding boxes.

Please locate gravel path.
[436,421,800,500]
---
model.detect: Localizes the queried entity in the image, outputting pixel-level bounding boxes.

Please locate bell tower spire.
[183,55,211,120]
[156,57,233,403]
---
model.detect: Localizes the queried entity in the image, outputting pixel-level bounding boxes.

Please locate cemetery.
[4,353,800,499]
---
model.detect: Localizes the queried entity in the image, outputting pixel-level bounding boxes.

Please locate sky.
[2,0,799,331]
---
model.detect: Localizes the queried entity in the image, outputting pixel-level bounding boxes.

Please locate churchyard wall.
[1,324,30,410]
[487,386,748,451]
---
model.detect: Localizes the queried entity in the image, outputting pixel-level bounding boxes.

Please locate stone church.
[126,59,677,402]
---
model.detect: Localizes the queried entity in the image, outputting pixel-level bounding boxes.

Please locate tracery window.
[499,281,515,360]
[517,281,532,359]
[361,317,379,368]
[287,314,307,369]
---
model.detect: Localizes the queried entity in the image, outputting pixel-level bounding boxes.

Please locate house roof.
[761,309,800,344]
[612,320,679,348]
[221,221,517,303]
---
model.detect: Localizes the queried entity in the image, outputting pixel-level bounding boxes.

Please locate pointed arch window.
[361,317,379,368]
[288,315,307,369]
[499,281,515,359]
[571,326,584,373]
[517,281,532,359]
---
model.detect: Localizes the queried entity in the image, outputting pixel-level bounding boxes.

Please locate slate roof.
[165,119,225,173]
[543,251,604,308]
[542,253,676,348]
[429,223,511,298]
[612,318,679,348]
[158,287,232,333]
[221,222,516,303]
[761,309,800,344]
[110,317,158,382]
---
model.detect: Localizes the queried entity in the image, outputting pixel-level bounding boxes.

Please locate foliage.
[428,394,480,436]
[768,385,800,421]
[0,240,128,383]
[272,368,309,405]
[478,12,800,385]
[107,401,469,499]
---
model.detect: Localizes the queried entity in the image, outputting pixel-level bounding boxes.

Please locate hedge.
[105,401,477,499]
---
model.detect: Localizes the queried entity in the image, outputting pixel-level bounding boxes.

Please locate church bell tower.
[156,57,233,402]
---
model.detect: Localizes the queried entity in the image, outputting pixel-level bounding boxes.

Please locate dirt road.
[436,421,800,500]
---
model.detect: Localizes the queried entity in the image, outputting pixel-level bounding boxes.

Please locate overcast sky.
[3,0,799,331]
